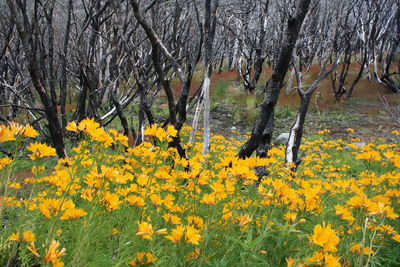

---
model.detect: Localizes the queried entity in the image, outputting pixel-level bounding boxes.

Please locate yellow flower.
[27,242,40,257]
[144,124,167,141]
[59,208,88,220]
[166,125,178,138]
[306,251,324,264]
[283,212,297,223]
[43,240,66,267]
[65,121,79,132]
[201,193,216,205]
[0,157,12,170]
[56,229,63,237]
[346,128,355,133]
[286,257,295,267]
[350,243,361,254]
[112,228,120,235]
[165,225,185,243]
[155,228,168,235]
[187,216,204,228]
[324,253,341,267]
[125,195,145,207]
[335,205,355,221]
[128,252,158,266]
[391,235,400,242]
[24,125,39,138]
[136,221,154,239]
[150,194,163,206]
[9,122,25,135]
[0,124,15,142]
[237,214,252,226]
[77,118,100,132]
[8,232,19,241]
[309,223,340,252]
[391,130,400,135]
[363,246,374,255]
[355,150,382,161]
[22,230,36,242]
[27,142,57,160]
[185,225,201,245]
[317,129,331,135]
[9,182,21,189]
[102,192,121,211]
[163,213,182,225]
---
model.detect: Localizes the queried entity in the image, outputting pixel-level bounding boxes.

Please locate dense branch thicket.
[0,0,399,160]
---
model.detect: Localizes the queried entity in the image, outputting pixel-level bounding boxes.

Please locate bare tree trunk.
[189,92,203,144]
[238,0,312,159]
[202,66,212,154]
[131,0,188,158]
[59,0,73,131]
[201,0,218,154]
[6,0,66,158]
[286,58,339,167]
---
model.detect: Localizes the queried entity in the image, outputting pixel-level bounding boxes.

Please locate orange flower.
[8,232,19,241]
[43,240,66,267]
[128,252,158,266]
[350,243,361,254]
[237,214,252,226]
[22,230,36,242]
[286,257,295,267]
[27,242,40,257]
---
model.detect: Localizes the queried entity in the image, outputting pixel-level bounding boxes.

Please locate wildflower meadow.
[0,120,399,266]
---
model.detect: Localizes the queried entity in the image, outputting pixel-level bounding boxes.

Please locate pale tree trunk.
[202,67,212,153]
[189,90,204,144]
[201,0,218,154]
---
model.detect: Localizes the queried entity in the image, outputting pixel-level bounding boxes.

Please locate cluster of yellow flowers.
[0,121,399,266]
[0,123,39,170]
[8,231,65,267]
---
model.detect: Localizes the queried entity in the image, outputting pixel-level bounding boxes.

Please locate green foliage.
[0,122,399,266]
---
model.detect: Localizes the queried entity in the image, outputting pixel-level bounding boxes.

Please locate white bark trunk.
[286,68,296,94]
[189,91,203,144]
[202,72,211,154]
[285,114,301,164]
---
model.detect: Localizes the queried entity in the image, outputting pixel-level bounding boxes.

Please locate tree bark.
[238,0,312,159]
[6,0,66,158]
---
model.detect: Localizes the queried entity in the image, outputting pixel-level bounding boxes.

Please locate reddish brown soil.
[170,64,397,111]
[56,104,77,112]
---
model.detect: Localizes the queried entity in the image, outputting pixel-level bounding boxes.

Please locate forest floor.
[177,66,400,144]
[204,92,400,144]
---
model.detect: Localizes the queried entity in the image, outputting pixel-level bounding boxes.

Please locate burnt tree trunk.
[59,0,73,132]
[131,0,187,159]
[238,0,312,159]
[6,0,66,158]
[286,58,340,168]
